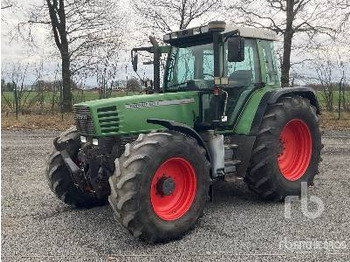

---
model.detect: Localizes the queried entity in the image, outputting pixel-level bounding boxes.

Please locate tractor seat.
[228,70,253,87]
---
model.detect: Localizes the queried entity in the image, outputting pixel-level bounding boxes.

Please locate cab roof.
[224,24,278,41]
[163,21,278,46]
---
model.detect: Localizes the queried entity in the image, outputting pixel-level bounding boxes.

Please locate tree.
[228,0,338,87]
[132,0,222,34]
[1,79,6,90]
[1,63,31,118]
[26,0,124,112]
[1,0,13,10]
[126,78,141,93]
[335,0,350,28]
[306,42,349,113]
[95,60,119,99]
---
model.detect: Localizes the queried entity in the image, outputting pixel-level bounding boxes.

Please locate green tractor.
[46,21,322,243]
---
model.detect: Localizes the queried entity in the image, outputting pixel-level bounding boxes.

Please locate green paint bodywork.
[75,86,276,137]
[76,91,200,137]
[233,87,273,134]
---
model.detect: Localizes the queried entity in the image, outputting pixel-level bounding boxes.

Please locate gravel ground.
[1,129,350,261]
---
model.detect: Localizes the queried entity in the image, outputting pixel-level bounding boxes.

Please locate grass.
[2,111,349,131]
[1,89,349,131]
[1,113,74,131]
[316,90,350,109]
[2,90,349,110]
[319,111,350,130]
[1,90,139,115]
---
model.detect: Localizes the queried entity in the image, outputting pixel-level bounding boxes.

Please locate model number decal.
[75,114,88,120]
[125,98,195,110]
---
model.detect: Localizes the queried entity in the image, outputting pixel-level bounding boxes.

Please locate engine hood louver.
[97,106,119,134]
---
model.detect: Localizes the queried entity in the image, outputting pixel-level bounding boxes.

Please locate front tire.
[46,127,107,208]
[245,96,322,200]
[108,131,211,243]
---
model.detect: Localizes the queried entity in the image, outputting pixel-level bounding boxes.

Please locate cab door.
[221,38,261,127]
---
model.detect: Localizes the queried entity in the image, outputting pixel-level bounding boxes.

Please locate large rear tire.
[245,96,322,200]
[108,131,211,243]
[46,127,107,208]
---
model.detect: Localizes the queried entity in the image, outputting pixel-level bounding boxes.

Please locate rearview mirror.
[227,37,245,62]
[132,53,138,72]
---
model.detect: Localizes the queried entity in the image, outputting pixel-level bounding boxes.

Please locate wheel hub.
[156,176,176,196]
[278,119,312,181]
[150,157,197,221]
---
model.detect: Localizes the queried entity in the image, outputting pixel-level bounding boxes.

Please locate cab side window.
[176,48,195,84]
[259,40,280,86]
[202,50,214,80]
[224,39,260,87]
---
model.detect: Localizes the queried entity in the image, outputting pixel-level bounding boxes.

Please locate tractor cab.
[132,21,280,128]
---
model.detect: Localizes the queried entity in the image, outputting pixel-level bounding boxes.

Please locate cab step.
[225,144,238,150]
[224,159,241,173]
[224,144,238,160]
[224,173,244,182]
[224,159,241,182]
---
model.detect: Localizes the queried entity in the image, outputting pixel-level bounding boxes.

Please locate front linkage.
[53,134,118,199]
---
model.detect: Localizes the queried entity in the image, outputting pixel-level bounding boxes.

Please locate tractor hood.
[74,91,200,137]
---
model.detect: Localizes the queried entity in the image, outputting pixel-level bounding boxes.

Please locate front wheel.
[245,96,322,200]
[108,131,211,243]
[46,127,107,208]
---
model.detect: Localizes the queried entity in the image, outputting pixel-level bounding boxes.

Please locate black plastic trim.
[224,134,256,177]
[250,87,320,135]
[147,118,212,163]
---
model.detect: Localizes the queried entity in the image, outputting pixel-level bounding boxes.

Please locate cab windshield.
[164,43,214,91]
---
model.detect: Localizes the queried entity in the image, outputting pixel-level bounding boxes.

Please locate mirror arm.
[149,36,161,93]
[134,71,143,82]
[131,46,154,53]
[223,29,240,42]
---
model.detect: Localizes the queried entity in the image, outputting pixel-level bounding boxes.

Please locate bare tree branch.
[132,0,222,35]
[12,0,126,111]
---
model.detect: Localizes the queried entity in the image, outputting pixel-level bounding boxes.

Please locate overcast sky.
[1,0,349,87]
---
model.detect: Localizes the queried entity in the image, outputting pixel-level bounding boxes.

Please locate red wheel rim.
[150,157,197,221]
[278,119,312,181]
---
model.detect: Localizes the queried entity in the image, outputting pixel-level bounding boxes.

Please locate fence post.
[338,82,341,120]
[13,81,19,120]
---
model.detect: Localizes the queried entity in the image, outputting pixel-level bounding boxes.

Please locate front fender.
[147,118,212,163]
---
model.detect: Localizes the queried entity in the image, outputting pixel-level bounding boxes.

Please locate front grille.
[97,106,119,134]
[74,105,95,135]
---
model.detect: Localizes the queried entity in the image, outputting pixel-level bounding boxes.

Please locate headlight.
[92,138,99,146]
[80,136,87,143]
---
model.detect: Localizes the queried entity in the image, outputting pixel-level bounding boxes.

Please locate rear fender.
[250,87,320,136]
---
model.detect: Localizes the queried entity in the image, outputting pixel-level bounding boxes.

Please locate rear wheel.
[108,131,210,243]
[245,96,322,200]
